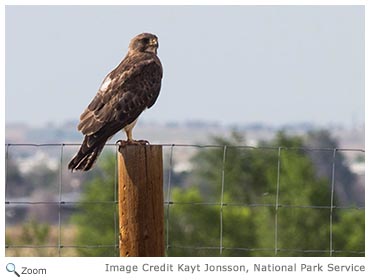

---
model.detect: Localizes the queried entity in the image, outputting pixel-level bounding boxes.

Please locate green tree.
[168,131,363,256]
[332,209,365,256]
[71,153,118,257]
[305,130,362,206]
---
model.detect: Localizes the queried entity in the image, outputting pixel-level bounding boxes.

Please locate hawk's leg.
[117,120,150,146]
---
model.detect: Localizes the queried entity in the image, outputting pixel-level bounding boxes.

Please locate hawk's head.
[129,33,159,55]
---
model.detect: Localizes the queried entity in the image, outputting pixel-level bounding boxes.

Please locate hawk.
[68,33,163,171]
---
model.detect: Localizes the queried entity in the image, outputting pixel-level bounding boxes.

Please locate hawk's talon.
[116,140,127,147]
[136,139,150,145]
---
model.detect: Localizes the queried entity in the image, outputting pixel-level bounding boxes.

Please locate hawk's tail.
[68,136,106,172]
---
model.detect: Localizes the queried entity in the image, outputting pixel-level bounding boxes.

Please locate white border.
[1,0,369,5]
[1,1,368,279]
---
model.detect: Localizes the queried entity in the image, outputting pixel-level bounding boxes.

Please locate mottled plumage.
[68,33,162,171]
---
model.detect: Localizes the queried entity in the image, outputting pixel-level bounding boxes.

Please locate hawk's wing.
[78,54,162,137]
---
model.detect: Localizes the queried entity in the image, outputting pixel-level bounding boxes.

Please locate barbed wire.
[4,143,365,257]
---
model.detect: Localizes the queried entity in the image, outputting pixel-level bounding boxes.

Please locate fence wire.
[4,143,365,257]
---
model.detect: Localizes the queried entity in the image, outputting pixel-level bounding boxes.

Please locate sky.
[5,5,365,127]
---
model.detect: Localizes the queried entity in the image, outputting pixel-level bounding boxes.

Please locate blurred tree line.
[72,130,364,257]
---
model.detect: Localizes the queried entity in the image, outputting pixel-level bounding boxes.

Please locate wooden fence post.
[117,145,164,257]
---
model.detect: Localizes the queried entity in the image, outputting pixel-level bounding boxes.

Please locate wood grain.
[118,145,164,257]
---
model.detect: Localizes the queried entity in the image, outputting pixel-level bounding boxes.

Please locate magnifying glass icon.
[6,263,20,277]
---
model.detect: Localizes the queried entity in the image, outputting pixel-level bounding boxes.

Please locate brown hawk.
[68,33,163,171]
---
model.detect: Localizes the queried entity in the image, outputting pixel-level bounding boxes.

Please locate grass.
[6,223,79,257]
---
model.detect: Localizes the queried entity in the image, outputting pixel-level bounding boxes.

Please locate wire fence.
[4,143,365,257]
